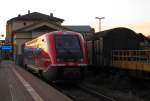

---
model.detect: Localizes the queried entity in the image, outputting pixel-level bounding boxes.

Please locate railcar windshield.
[55,35,83,60]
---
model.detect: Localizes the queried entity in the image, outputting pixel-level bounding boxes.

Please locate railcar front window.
[55,35,82,60]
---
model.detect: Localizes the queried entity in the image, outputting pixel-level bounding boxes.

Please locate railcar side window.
[24,48,33,58]
[33,48,42,56]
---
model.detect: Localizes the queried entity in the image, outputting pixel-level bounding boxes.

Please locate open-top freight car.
[86,27,140,67]
[86,27,150,77]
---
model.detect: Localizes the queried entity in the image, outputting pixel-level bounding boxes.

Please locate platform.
[0,60,72,101]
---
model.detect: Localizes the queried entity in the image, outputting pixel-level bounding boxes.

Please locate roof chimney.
[50,13,53,17]
[28,10,30,14]
[18,14,21,17]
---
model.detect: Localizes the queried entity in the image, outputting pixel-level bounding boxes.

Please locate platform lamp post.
[95,17,105,32]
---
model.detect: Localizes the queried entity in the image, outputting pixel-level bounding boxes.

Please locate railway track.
[77,84,117,101]
[21,65,117,101]
[53,83,117,101]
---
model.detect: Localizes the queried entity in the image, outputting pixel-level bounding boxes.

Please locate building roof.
[13,21,69,33]
[64,25,93,33]
[7,12,64,23]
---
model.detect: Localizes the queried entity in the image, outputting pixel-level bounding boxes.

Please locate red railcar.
[24,31,88,81]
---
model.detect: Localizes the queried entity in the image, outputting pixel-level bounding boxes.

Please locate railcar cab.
[24,31,88,81]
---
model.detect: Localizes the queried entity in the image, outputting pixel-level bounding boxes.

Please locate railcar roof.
[46,31,81,35]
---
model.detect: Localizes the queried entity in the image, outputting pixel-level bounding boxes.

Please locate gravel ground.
[83,67,150,101]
